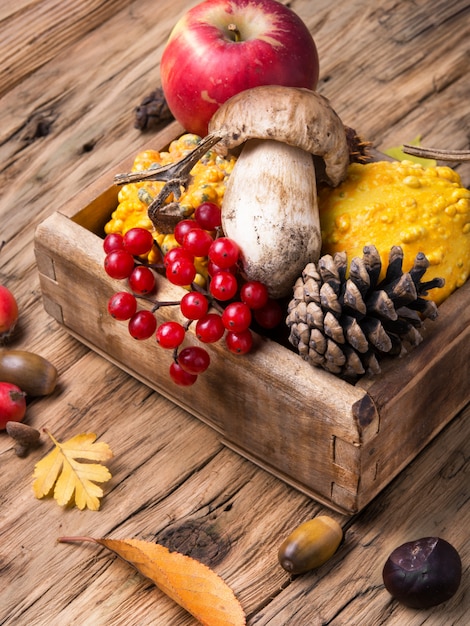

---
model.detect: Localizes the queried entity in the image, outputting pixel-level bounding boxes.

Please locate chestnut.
[382,537,462,609]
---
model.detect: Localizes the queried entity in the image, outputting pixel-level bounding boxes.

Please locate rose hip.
[103,233,124,253]
[177,346,210,374]
[128,310,157,340]
[0,382,26,430]
[0,285,19,343]
[128,265,156,295]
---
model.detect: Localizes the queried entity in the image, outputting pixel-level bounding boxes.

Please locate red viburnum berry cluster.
[102,202,283,386]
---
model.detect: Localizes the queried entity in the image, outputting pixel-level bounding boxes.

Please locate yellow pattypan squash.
[318,160,470,304]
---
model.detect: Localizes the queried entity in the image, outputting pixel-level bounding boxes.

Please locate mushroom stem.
[221,138,320,298]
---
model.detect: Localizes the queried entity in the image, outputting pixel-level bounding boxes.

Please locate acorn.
[0,349,57,396]
[278,515,343,575]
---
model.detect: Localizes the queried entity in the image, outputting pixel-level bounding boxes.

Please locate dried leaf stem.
[58,536,97,544]
[403,145,470,162]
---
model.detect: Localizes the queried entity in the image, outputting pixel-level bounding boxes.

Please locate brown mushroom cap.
[208,85,350,186]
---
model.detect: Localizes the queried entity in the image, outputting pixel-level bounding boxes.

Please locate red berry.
[177,346,210,374]
[103,233,124,253]
[240,281,269,310]
[225,329,254,355]
[156,321,186,349]
[174,219,200,245]
[128,265,156,295]
[0,382,27,429]
[195,313,225,343]
[183,228,213,257]
[123,228,154,256]
[207,259,238,277]
[180,291,209,320]
[107,292,137,320]
[209,271,238,301]
[194,202,222,230]
[166,257,197,286]
[104,249,135,279]
[254,298,283,329]
[208,237,240,269]
[222,302,252,332]
[163,247,194,267]
[0,285,19,343]
[169,361,198,386]
[128,310,157,339]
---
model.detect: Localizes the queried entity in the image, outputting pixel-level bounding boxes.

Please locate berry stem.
[191,281,225,314]
[151,300,181,312]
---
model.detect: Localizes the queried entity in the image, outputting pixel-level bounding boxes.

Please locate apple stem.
[227,23,241,42]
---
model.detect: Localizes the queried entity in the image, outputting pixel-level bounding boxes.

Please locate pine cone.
[286,245,445,379]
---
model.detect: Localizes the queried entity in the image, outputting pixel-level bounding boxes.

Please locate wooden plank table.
[1,1,468,624]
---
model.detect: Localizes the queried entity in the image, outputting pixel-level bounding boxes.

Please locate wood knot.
[157,520,231,567]
[352,394,378,430]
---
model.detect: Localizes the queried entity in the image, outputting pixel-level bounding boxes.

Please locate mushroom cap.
[208,85,350,186]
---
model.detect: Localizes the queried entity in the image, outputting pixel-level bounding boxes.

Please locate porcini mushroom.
[207,85,350,297]
[115,85,350,298]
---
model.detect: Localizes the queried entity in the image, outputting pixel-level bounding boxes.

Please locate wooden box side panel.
[34,212,371,513]
[355,282,470,509]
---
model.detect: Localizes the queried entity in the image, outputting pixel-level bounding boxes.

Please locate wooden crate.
[34,122,470,515]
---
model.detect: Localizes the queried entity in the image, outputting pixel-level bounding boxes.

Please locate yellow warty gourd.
[105,135,235,241]
[318,160,470,304]
[104,134,236,283]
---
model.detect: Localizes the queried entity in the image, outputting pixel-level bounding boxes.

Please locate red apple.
[160,0,319,136]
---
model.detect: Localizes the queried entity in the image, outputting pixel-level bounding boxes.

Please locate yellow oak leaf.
[58,536,246,625]
[32,430,113,510]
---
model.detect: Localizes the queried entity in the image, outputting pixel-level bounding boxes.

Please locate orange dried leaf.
[58,536,246,625]
[32,431,113,510]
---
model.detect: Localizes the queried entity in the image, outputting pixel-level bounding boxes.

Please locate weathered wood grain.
[0,0,136,98]
[249,404,469,626]
[0,0,468,624]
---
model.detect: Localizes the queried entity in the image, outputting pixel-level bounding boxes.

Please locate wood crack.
[322,584,386,624]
